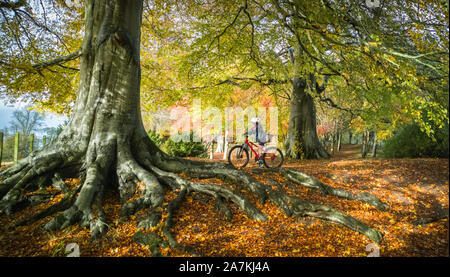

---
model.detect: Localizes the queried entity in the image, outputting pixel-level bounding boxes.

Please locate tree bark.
[337,125,342,151]
[330,133,335,156]
[362,131,369,158]
[215,135,223,153]
[285,77,330,159]
[371,131,377,158]
[222,130,228,160]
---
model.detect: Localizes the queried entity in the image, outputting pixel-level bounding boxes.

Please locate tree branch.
[0,0,26,9]
[32,50,81,71]
[207,6,244,51]
[317,96,355,116]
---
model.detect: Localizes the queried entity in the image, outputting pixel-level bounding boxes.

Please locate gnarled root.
[282,168,389,211]
[287,194,383,243]
[1,134,387,255]
[0,151,67,215]
[43,158,109,240]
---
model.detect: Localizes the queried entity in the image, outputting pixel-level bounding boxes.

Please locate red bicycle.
[228,134,284,169]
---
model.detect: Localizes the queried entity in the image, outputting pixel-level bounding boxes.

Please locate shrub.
[165,132,207,158]
[148,130,164,147]
[382,123,449,158]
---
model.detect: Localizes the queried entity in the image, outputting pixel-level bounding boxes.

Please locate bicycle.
[227,134,284,169]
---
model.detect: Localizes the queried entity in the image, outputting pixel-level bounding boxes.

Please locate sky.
[0,101,68,137]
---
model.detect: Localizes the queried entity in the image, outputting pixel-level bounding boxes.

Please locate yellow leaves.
[386,77,392,86]
[316,79,323,88]
[377,129,393,141]
[326,244,335,252]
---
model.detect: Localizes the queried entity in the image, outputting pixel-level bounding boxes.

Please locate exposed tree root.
[0,135,389,255]
[117,156,164,218]
[162,186,187,248]
[282,168,389,211]
[149,165,267,222]
[15,186,80,227]
[42,159,109,240]
[262,179,383,242]
[287,194,382,243]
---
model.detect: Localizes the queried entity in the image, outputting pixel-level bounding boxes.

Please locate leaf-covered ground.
[0,145,448,257]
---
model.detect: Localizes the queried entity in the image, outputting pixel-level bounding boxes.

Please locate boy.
[245,117,267,168]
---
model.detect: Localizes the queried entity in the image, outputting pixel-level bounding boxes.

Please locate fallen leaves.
[0,146,448,257]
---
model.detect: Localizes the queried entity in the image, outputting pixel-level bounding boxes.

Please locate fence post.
[29,133,34,154]
[42,136,46,148]
[14,132,19,164]
[0,132,3,167]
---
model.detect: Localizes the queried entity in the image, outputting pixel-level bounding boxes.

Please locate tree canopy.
[0,0,448,140]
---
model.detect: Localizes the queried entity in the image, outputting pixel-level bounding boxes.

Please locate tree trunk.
[29,134,34,155]
[349,131,353,145]
[285,77,330,159]
[223,130,228,160]
[330,133,335,156]
[215,135,223,153]
[210,141,214,159]
[0,0,158,238]
[362,131,369,158]
[337,126,342,151]
[371,131,377,158]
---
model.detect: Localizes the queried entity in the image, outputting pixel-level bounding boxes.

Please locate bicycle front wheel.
[262,147,284,168]
[228,145,249,169]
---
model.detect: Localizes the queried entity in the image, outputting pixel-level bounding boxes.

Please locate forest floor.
[0,144,448,257]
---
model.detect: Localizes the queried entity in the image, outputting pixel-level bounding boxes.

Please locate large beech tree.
[4,0,444,251]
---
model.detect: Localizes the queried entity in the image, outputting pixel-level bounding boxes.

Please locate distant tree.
[3,109,45,159]
[8,109,45,136]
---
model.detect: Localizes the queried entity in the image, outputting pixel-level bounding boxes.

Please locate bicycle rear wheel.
[262,147,284,168]
[228,145,249,169]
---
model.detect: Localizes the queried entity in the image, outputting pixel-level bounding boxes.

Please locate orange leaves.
[0,152,448,257]
[167,154,448,257]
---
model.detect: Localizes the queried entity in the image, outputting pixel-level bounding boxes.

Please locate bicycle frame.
[243,137,262,160]
[242,136,275,161]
